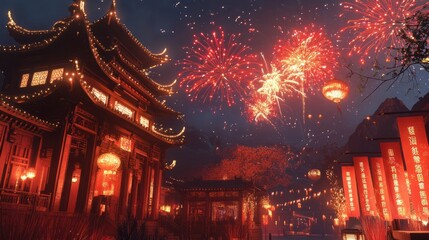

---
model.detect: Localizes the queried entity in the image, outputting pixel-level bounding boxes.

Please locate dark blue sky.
[1,0,428,176]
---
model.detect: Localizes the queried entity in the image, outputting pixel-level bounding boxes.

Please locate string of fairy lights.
[80,79,185,144]
[272,188,332,208]
[0,96,59,129]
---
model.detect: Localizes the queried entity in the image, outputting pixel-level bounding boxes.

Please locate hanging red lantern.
[322,79,349,103]
[97,153,121,171]
[308,169,321,181]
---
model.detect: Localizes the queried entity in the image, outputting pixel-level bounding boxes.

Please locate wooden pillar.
[67,167,81,213]
[79,134,97,214]
[0,124,12,189]
[140,158,150,219]
[52,134,72,211]
[130,171,138,217]
[118,167,131,217]
[86,146,101,214]
[136,175,144,219]
[29,137,42,193]
[152,163,162,220]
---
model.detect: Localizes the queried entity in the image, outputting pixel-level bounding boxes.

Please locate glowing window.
[31,71,48,86]
[20,74,30,88]
[50,68,64,82]
[120,137,132,152]
[91,88,108,105]
[139,116,150,128]
[114,101,133,119]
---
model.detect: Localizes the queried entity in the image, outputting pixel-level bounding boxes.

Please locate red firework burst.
[178,27,260,108]
[274,24,339,94]
[341,0,428,61]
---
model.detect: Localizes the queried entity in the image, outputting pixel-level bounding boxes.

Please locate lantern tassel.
[336,103,342,115]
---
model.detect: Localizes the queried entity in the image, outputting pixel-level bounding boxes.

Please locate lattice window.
[50,68,64,82]
[20,74,30,88]
[91,88,108,105]
[139,116,150,128]
[31,71,48,86]
[114,101,133,119]
[120,137,132,152]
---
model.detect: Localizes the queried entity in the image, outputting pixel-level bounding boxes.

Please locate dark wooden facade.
[177,179,264,239]
[0,0,184,226]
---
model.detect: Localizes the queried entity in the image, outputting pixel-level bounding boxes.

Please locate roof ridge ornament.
[110,0,117,15]
[69,0,86,17]
[80,0,85,12]
[7,11,15,25]
[108,0,117,25]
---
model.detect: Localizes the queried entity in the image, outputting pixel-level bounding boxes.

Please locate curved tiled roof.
[0,94,58,132]
[0,2,185,144]
[79,79,185,145]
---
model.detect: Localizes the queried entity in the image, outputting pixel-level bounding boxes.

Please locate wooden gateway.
[177,179,265,239]
[0,0,184,225]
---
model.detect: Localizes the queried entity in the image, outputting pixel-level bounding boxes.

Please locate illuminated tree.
[326,167,347,224]
[203,145,295,188]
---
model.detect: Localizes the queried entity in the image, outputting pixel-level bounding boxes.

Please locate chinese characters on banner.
[380,142,411,219]
[341,166,360,218]
[397,116,429,220]
[369,157,392,221]
[353,156,377,216]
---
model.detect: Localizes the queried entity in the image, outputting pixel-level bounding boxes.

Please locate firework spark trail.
[255,54,304,116]
[178,27,260,109]
[341,0,429,63]
[246,98,280,132]
[274,25,339,123]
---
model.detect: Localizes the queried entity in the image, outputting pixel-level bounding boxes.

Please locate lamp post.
[341,228,364,240]
[26,168,36,179]
[20,167,36,191]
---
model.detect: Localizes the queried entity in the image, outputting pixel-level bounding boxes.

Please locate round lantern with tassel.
[322,78,349,103]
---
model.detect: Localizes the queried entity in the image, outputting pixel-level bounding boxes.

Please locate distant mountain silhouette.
[343,98,409,162]
[411,92,429,112]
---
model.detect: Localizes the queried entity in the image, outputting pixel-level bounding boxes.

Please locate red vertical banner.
[380,142,411,219]
[341,166,360,218]
[397,116,429,220]
[370,157,392,221]
[353,156,377,216]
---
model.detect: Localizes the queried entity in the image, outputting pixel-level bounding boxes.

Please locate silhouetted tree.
[347,8,429,99]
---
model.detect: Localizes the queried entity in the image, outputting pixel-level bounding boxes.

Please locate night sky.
[1,0,428,177]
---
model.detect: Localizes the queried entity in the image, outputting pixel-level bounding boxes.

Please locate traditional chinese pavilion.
[0,0,184,225]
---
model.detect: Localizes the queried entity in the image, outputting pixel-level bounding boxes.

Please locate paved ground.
[271,234,338,240]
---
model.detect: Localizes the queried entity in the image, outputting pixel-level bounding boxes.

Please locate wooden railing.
[0,189,51,211]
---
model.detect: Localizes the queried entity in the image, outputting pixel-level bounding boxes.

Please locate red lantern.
[97,153,121,171]
[308,169,321,181]
[322,79,349,103]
